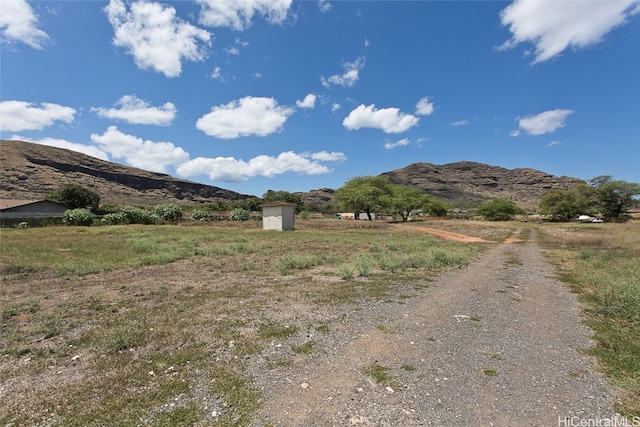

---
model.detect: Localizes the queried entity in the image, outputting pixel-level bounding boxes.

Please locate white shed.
[262,202,295,231]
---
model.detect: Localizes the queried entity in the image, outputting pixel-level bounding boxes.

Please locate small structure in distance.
[262,201,295,231]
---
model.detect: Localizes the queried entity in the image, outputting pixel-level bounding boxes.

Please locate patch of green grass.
[376,325,395,334]
[337,263,355,280]
[314,323,330,334]
[101,322,148,354]
[276,254,321,275]
[291,341,314,355]
[209,365,260,426]
[480,368,499,377]
[400,364,416,372]
[362,363,397,387]
[258,322,298,340]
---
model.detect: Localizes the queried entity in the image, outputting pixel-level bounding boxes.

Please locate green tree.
[589,176,640,219]
[539,189,589,221]
[47,184,100,210]
[476,198,522,221]
[239,197,263,212]
[334,176,393,220]
[386,185,426,222]
[262,190,303,212]
[423,196,450,217]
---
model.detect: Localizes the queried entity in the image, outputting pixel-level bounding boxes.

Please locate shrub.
[191,208,211,221]
[230,208,250,221]
[101,206,157,225]
[476,198,522,221]
[63,208,93,226]
[151,203,183,222]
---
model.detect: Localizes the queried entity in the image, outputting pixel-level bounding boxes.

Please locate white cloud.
[196,96,294,139]
[512,109,574,136]
[91,95,176,126]
[197,0,293,31]
[0,0,49,49]
[177,150,345,182]
[384,138,410,150]
[105,0,211,78]
[0,100,76,132]
[308,151,346,162]
[318,0,332,13]
[546,140,561,148]
[11,135,109,161]
[296,94,317,109]
[321,57,365,88]
[211,66,223,80]
[415,97,435,116]
[449,119,469,126]
[90,126,189,173]
[343,104,419,134]
[499,0,640,64]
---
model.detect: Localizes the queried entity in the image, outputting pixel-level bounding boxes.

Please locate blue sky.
[1,0,639,197]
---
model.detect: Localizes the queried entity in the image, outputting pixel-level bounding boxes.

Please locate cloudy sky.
[1,0,639,197]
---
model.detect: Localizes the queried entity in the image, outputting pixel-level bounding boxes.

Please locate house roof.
[0,199,41,210]
[0,199,68,210]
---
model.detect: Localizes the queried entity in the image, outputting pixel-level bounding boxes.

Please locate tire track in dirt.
[251,241,618,426]
[389,223,493,243]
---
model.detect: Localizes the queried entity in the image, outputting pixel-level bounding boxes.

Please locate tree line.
[45,173,639,226]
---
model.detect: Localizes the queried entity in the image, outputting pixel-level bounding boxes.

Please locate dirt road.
[250,240,617,426]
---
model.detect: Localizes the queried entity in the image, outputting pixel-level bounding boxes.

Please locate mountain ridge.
[1,140,583,210]
[0,140,252,206]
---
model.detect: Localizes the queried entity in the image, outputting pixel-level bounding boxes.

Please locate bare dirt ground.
[249,235,618,426]
[390,223,492,243]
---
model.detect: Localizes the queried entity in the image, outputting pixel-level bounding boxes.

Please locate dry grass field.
[1,219,638,424]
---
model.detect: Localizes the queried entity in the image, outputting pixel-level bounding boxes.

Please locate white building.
[262,202,295,231]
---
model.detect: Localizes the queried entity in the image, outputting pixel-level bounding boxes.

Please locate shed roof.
[261,201,296,208]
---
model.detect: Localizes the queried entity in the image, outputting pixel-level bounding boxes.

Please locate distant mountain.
[296,162,584,211]
[1,140,584,210]
[381,161,584,209]
[0,140,252,206]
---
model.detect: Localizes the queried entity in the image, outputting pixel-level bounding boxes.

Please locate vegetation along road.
[1,220,638,426]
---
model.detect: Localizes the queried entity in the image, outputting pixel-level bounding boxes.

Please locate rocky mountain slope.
[0,140,251,206]
[1,140,583,210]
[381,161,583,209]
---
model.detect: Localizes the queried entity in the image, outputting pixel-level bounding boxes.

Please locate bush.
[191,208,211,221]
[230,208,250,221]
[101,206,157,225]
[151,203,183,222]
[476,198,522,221]
[299,210,310,219]
[63,208,93,226]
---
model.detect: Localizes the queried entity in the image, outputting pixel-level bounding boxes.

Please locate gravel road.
[248,240,618,426]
